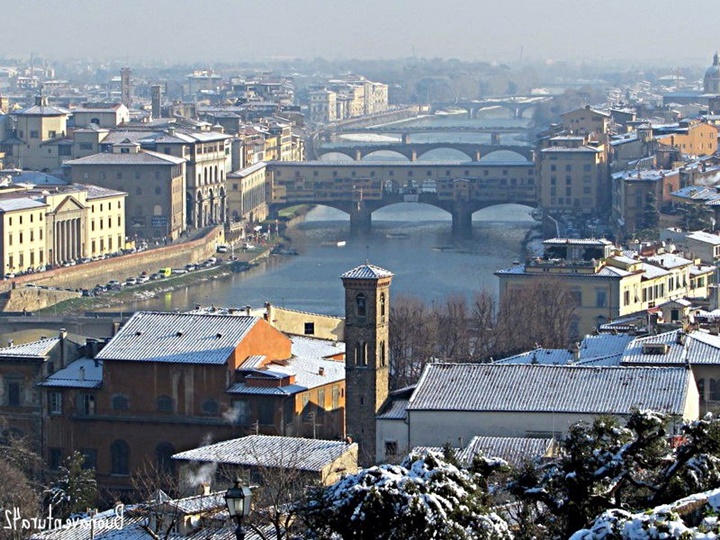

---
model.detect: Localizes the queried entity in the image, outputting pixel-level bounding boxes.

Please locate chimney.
[319,366,325,376]
[201,482,211,496]
[79,366,85,382]
[59,328,67,368]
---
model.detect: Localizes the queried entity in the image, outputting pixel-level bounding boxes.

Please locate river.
[130,203,537,316]
[129,110,537,315]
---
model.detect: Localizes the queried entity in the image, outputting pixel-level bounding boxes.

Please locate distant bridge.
[332,125,529,135]
[267,161,538,236]
[429,96,552,118]
[317,141,535,162]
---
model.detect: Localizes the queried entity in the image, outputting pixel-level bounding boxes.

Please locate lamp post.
[225,478,252,540]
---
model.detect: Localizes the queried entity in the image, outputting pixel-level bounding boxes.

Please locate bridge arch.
[480,149,531,162]
[362,150,411,161]
[415,146,476,161]
[319,152,354,162]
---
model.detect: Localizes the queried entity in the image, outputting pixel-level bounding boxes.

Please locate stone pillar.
[451,205,473,237]
[401,133,411,144]
[354,149,362,161]
[474,149,482,161]
[349,202,372,234]
[410,149,417,162]
[491,132,501,145]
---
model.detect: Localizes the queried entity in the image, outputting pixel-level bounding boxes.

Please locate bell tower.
[341,263,393,465]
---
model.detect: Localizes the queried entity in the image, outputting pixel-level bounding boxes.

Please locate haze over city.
[5,0,720,65]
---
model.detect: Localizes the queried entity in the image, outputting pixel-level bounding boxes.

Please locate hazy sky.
[4,0,720,65]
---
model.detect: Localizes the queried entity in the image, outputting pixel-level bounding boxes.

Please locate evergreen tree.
[302,452,511,540]
[44,451,98,519]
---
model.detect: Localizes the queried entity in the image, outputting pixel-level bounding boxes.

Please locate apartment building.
[227,161,268,224]
[496,238,715,337]
[654,119,718,156]
[538,136,609,215]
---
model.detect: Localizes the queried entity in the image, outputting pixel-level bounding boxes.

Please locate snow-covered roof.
[415,435,556,467]
[408,363,692,415]
[39,358,103,389]
[172,435,356,473]
[687,231,720,245]
[341,263,393,280]
[0,337,59,358]
[622,329,720,366]
[95,312,259,365]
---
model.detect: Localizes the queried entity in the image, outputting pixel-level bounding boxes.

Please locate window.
[49,392,62,415]
[202,399,219,415]
[77,394,96,415]
[596,289,607,308]
[7,380,20,406]
[380,293,386,322]
[80,449,97,470]
[259,401,274,425]
[232,400,250,425]
[356,293,366,319]
[304,322,315,335]
[385,441,398,458]
[30,130,39,139]
[49,448,63,470]
[112,394,129,410]
[155,442,175,475]
[156,395,173,412]
[332,385,340,409]
[110,440,129,475]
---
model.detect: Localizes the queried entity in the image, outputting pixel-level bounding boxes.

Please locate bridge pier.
[354,149,362,161]
[402,133,411,144]
[451,206,473,237]
[350,203,372,234]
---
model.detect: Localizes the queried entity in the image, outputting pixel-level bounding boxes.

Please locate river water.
[131,204,536,316]
[130,110,537,316]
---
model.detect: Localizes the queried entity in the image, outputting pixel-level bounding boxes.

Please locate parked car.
[216,244,229,253]
[241,242,255,250]
[149,273,163,281]
[137,275,150,284]
[107,279,122,288]
[125,277,138,286]
[4,273,15,280]
[185,264,197,272]
[172,268,187,275]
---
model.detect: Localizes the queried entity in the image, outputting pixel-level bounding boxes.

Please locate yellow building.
[0,182,127,274]
[6,96,71,171]
[496,238,715,337]
[538,136,609,214]
[561,106,611,142]
[227,162,268,224]
[655,119,718,156]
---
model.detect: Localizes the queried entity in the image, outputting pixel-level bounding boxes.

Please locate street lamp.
[225,478,252,540]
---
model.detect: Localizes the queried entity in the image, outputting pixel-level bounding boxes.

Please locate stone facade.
[342,264,393,465]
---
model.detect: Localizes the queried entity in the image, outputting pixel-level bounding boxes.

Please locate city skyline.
[5,0,720,66]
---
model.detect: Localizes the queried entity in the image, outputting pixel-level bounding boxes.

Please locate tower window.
[380,293,386,322]
[356,293,366,319]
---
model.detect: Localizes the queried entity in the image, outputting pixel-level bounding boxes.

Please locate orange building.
[39,312,346,492]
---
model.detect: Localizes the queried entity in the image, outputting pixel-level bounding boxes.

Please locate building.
[0,332,81,452]
[0,181,127,272]
[4,96,71,171]
[495,238,715,336]
[309,90,337,124]
[654,119,718,156]
[65,140,185,240]
[611,168,680,237]
[562,106,611,143]
[70,103,130,129]
[705,52,720,94]
[341,263,393,465]
[538,136,609,215]
[384,363,697,453]
[39,310,347,491]
[136,127,232,229]
[173,434,358,487]
[227,162,268,224]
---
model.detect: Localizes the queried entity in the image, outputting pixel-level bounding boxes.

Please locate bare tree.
[469,290,498,361]
[389,295,439,389]
[435,295,473,362]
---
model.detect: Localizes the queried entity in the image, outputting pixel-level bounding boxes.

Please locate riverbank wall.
[0,227,225,294]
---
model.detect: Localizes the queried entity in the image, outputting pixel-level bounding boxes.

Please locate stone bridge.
[267,161,538,236]
[317,142,535,162]
[430,96,552,118]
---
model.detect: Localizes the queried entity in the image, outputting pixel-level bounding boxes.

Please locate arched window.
[202,399,219,416]
[355,342,368,366]
[156,395,173,412]
[380,293,386,322]
[356,293,366,319]
[214,165,218,182]
[110,440,129,475]
[204,168,208,185]
[380,341,386,366]
[155,442,175,475]
[111,394,129,411]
